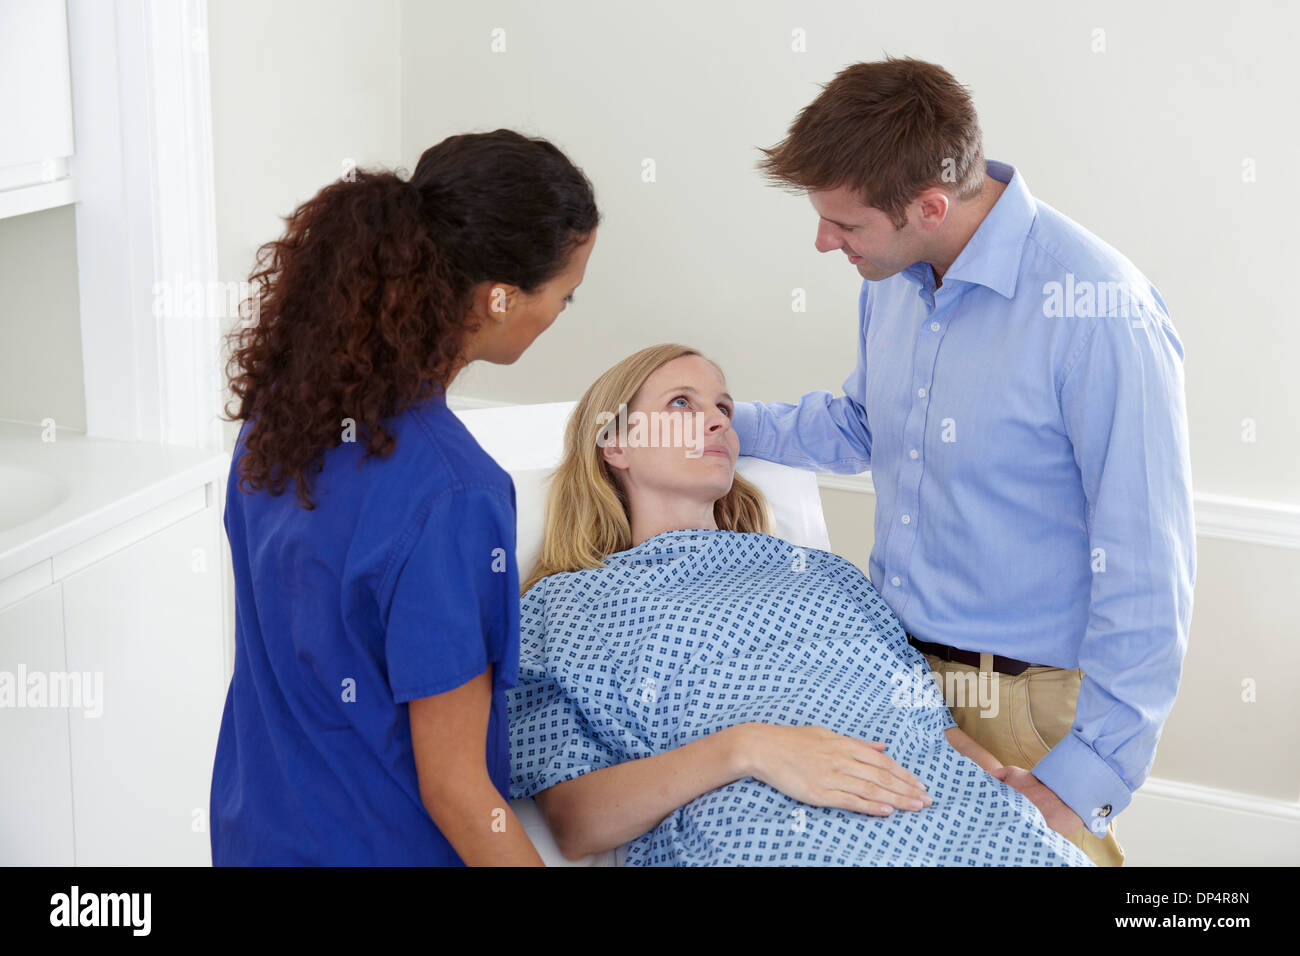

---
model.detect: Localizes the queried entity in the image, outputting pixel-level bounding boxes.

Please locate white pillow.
[453,401,831,576]
[452,400,833,866]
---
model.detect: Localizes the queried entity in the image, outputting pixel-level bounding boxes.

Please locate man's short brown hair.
[757,56,985,229]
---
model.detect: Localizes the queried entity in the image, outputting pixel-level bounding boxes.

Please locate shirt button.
[917,388,926,398]
[891,576,901,587]
[901,514,911,524]
[930,321,941,332]
[909,449,919,459]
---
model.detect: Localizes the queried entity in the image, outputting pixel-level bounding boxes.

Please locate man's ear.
[913,187,950,229]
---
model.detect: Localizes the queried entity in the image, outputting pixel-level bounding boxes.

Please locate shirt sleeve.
[506,576,623,799]
[1033,301,1197,828]
[383,485,519,704]
[730,281,873,474]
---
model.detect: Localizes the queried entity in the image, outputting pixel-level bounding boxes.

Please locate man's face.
[809,184,921,281]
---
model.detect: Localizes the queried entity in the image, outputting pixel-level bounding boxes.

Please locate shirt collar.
[917,159,1035,300]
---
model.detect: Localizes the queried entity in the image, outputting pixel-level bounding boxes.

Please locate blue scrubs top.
[210,389,520,865]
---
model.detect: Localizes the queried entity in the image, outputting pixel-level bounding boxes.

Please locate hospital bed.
[455,400,834,867]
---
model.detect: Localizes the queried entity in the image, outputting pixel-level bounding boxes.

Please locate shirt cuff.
[1032,731,1133,833]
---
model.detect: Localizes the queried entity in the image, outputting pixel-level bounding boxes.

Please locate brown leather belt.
[906,632,1036,677]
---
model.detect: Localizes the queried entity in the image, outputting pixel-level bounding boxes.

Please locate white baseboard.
[1193,492,1300,550]
[819,473,1300,550]
[1122,776,1300,866]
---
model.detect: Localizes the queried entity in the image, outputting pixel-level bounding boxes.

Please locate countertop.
[0,422,229,584]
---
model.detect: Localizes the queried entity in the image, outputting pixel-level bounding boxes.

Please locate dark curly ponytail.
[223,129,599,509]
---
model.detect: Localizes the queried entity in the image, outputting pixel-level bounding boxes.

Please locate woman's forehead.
[638,358,725,399]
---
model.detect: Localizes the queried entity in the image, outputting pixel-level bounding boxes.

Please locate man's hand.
[992,765,1086,837]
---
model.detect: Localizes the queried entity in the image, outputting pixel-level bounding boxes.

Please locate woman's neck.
[628,500,718,548]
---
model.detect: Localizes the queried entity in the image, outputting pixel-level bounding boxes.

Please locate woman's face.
[601,355,739,509]
[474,228,598,364]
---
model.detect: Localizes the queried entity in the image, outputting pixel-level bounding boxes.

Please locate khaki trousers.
[922,652,1125,867]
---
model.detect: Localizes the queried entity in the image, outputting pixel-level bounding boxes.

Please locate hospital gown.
[507,529,1093,866]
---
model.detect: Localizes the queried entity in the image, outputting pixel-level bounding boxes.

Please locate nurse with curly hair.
[210,130,598,865]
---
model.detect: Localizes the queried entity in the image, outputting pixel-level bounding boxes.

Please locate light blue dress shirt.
[730,159,1196,827]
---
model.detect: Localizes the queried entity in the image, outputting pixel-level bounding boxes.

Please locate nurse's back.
[213,392,518,864]
[208,129,599,865]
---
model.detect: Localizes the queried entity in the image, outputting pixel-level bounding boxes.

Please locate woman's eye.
[670,395,731,416]
[563,293,576,305]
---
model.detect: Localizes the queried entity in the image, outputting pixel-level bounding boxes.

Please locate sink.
[0,465,72,533]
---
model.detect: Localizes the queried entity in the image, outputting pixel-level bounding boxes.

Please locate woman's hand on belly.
[734,723,933,816]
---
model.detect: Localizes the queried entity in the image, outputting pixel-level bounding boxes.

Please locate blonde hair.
[521,344,772,593]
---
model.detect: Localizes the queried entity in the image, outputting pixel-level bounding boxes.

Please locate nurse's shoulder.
[387,391,514,506]
[360,392,517,583]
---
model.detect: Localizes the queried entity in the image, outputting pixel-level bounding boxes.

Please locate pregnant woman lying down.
[507,344,1091,866]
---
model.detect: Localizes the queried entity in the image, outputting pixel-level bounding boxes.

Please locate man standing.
[732,56,1196,866]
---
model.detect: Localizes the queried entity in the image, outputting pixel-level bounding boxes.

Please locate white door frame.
[68,0,221,452]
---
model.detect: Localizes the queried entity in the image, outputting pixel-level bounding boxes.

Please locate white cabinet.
[62,506,228,866]
[0,584,76,865]
[0,0,77,218]
[0,490,228,866]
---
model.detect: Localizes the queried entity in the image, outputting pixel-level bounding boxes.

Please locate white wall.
[208,0,403,448]
[0,205,85,431]
[402,0,1300,506]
